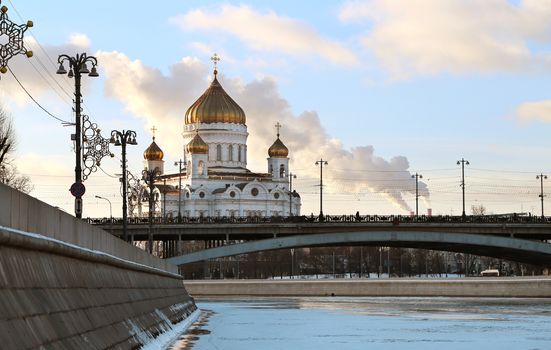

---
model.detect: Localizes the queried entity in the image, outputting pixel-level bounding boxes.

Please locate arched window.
[280,164,285,178]
[269,164,273,176]
[228,144,233,161]
[238,145,242,162]
[216,144,222,161]
[198,160,204,175]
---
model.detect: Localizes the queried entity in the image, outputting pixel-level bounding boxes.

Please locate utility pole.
[315,159,328,221]
[411,173,423,217]
[537,173,548,221]
[457,158,470,218]
[288,172,296,217]
[174,159,185,222]
[57,53,99,218]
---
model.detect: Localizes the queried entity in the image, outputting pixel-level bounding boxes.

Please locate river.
[168,297,551,349]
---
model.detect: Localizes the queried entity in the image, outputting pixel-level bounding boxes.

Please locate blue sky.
[3,0,551,217]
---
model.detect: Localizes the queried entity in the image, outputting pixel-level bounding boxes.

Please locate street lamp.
[411,173,423,217]
[94,195,112,219]
[110,130,137,242]
[56,52,99,218]
[536,173,548,221]
[288,172,296,217]
[143,168,161,254]
[457,158,469,218]
[315,159,328,221]
[174,159,185,222]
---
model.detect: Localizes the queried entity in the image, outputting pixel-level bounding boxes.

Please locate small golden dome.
[144,138,164,161]
[186,132,209,154]
[268,137,289,158]
[185,71,246,125]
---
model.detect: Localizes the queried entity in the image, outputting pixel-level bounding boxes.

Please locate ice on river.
[177,297,551,350]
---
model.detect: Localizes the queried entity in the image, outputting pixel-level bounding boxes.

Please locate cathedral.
[139,58,301,218]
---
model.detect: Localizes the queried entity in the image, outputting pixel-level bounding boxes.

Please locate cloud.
[99,52,428,212]
[1,34,91,106]
[339,0,551,78]
[171,4,358,65]
[516,100,551,123]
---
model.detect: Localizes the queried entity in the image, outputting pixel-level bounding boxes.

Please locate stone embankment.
[0,183,196,349]
[185,277,551,298]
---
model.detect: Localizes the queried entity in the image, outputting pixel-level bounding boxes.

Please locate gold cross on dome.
[211,53,220,71]
[151,126,157,139]
[275,122,282,137]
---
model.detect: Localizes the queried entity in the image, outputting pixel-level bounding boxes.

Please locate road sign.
[70,182,86,197]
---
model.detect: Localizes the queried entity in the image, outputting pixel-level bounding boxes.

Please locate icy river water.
[169,297,551,350]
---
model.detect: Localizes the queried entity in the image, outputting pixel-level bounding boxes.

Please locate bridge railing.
[86,214,550,226]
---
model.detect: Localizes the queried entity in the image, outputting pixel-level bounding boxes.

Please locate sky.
[2,0,551,217]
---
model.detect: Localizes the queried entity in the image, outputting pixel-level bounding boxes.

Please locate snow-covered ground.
[182,297,551,350]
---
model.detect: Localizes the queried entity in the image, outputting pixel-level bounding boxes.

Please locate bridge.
[88,215,551,266]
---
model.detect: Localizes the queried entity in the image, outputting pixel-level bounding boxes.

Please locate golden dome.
[144,138,164,161]
[268,137,288,158]
[186,132,209,154]
[185,71,246,125]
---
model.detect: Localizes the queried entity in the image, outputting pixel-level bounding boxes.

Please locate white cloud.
[171,5,358,65]
[340,0,551,78]
[1,34,91,106]
[99,52,428,212]
[516,100,551,123]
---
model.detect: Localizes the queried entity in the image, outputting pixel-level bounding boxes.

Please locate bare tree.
[0,107,33,193]
[471,204,487,215]
[0,107,15,166]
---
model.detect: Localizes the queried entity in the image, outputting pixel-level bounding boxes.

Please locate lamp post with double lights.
[537,173,548,221]
[56,53,99,218]
[143,168,161,254]
[411,173,423,218]
[288,172,296,217]
[110,130,137,242]
[174,159,185,222]
[315,159,328,221]
[457,158,469,218]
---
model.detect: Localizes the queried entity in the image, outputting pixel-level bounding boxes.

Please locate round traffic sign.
[69,182,86,197]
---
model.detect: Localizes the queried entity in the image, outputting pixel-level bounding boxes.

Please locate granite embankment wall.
[0,183,196,349]
[185,277,551,298]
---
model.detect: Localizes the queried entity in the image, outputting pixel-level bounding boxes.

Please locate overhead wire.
[8,67,71,124]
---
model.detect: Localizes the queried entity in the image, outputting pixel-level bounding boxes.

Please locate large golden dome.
[185,71,246,125]
[186,132,209,154]
[268,137,289,158]
[144,138,164,161]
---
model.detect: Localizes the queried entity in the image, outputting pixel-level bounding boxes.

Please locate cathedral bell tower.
[186,129,209,181]
[267,122,289,183]
[143,127,164,174]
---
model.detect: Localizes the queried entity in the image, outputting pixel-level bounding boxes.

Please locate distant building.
[139,63,301,218]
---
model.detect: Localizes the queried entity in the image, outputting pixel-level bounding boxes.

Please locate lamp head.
[68,69,74,78]
[79,62,90,74]
[89,66,99,77]
[56,63,67,75]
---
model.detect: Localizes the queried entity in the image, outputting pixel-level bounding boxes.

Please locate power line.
[8,67,71,124]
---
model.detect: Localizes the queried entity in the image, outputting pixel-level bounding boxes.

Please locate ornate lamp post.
[174,159,185,222]
[143,168,161,254]
[110,130,137,242]
[315,159,328,221]
[56,53,99,218]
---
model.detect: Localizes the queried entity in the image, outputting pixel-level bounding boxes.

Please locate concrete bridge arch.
[166,231,551,266]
